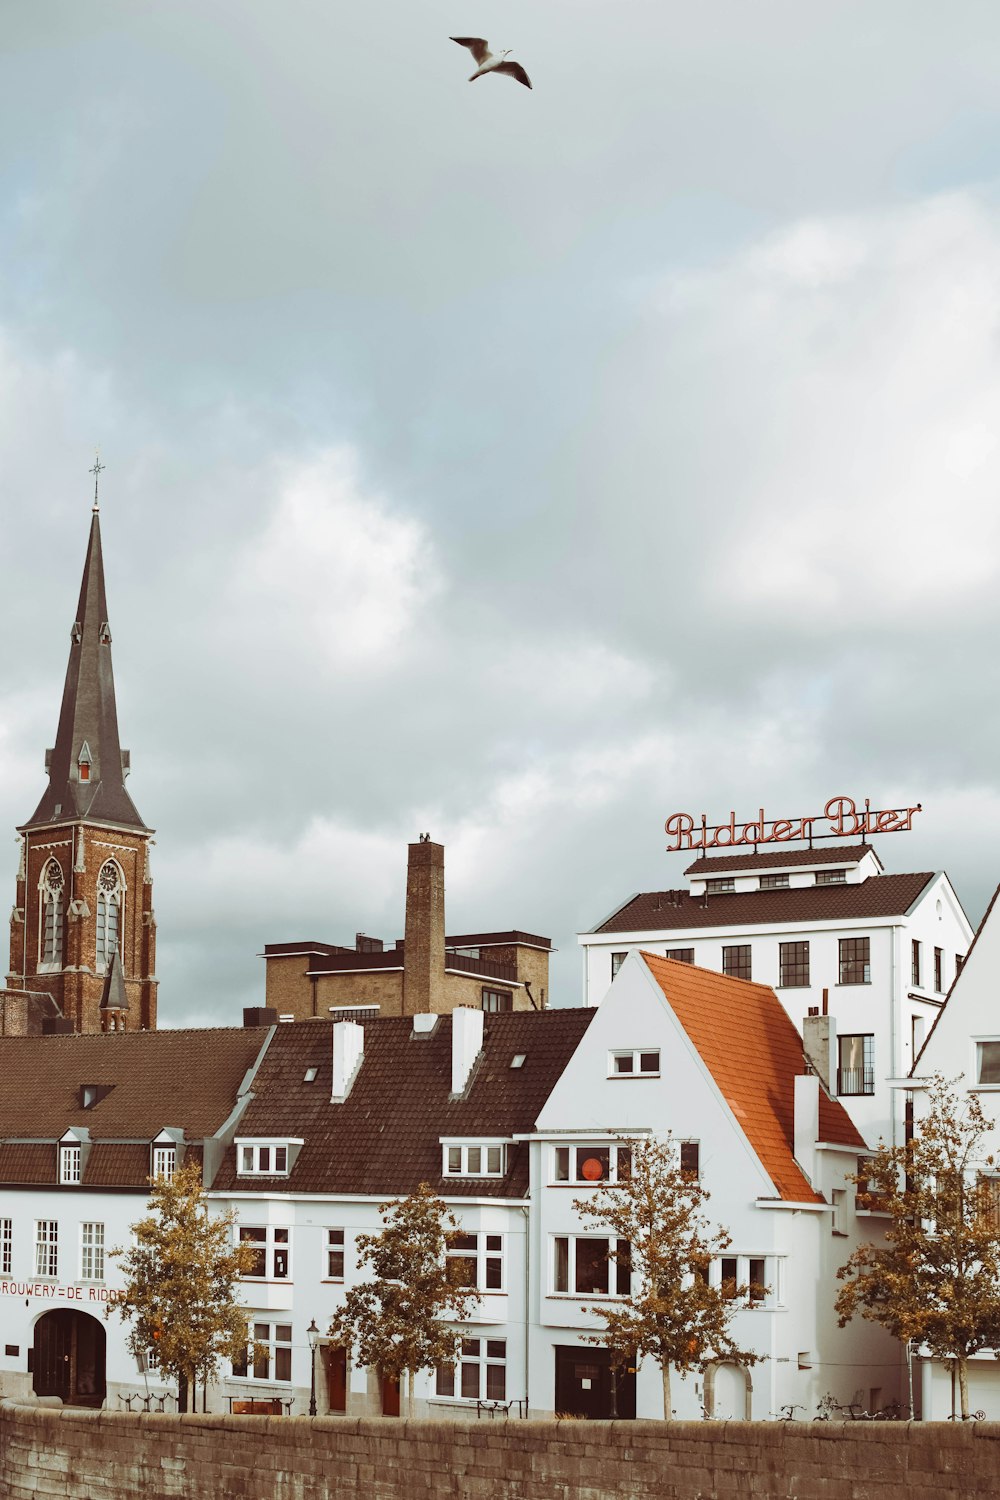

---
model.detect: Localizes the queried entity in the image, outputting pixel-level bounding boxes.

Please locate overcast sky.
[3,2,1000,1026]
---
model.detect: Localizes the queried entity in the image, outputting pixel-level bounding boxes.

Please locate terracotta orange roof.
[641,952,865,1203]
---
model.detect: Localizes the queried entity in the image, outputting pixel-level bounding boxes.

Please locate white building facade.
[580,844,973,1149]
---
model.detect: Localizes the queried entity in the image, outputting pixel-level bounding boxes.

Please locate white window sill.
[606,1075,661,1081]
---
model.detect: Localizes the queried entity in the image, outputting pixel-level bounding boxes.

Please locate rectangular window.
[237,1143,290,1176]
[911,1014,926,1061]
[59,1144,81,1185]
[609,1049,660,1077]
[779,941,810,988]
[706,878,735,894]
[759,873,789,890]
[232,1321,292,1383]
[152,1145,176,1181]
[80,1222,105,1282]
[551,1143,632,1186]
[0,1219,11,1276]
[610,952,628,980]
[911,939,922,988]
[443,1143,506,1177]
[718,1254,776,1306]
[977,1041,1000,1086]
[447,1232,503,1291]
[665,948,694,964]
[238,1226,290,1280]
[680,1141,700,1177]
[978,1176,1000,1232]
[838,1034,875,1096]
[326,1228,345,1280]
[551,1236,630,1297]
[436,1337,506,1402]
[838,936,871,985]
[815,870,847,886]
[34,1221,57,1279]
[481,989,512,1013]
[934,947,943,993]
[831,1189,846,1236]
[722,945,752,981]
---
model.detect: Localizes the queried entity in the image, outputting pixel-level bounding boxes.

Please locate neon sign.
[665,795,922,853]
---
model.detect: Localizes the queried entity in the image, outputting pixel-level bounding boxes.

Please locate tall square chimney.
[403,838,446,1014]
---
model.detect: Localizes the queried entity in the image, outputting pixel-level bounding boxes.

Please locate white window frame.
[442,1141,507,1178]
[232,1319,293,1383]
[551,1235,631,1298]
[59,1144,81,1185]
[238,1225,291,1281]
[714,1253,784,1308]
[325,1228,345,1280]
[551,1142,632,1186]
[436,1336,507,1401]
[235,1141,295,1176]
[975,1038,1000,1089]
[152,1144,176,1181]
[34,1220,58,1279]
[0,1218,11,1276]
[608,1048,660,1079]
[80,1222,105,1282]
[447,1231,504,1292]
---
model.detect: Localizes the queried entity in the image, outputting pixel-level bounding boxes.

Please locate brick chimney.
[403,838,446,1015]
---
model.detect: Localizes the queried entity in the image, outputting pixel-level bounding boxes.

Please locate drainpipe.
[520,1204,530,1415]
[889,927,898,1147]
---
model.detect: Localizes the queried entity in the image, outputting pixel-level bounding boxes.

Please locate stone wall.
[2,1401,1000,1500]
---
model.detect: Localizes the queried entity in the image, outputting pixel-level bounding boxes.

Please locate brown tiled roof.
[683,845,877,876]
[0,1028,268,1145]
[84,1142,153,1187]
[210,1010,595,1200]
[595,872,934,934]
[642,954,865,1203]
[0,1143,54,1184]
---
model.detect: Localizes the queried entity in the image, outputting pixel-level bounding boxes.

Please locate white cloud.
[230,449,441,673]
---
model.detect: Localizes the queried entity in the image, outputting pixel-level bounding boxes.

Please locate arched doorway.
[33,1309,106,1407]
[704,1360,752,1420]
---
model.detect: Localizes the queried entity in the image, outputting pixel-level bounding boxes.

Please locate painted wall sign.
[0,1280,121,1303]
[665,795,922,853]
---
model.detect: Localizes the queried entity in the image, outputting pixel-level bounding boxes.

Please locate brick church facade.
[5,497,156,1033]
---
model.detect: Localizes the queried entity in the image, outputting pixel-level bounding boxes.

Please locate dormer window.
[77,741,93,784]
[152,1145,176,1181]
[443,1142,507,1177]
[816,869,847,886]
[60,1144,81,1185]
[706,878,735,894]
[95,861,124,971]
[237,1142,291,1176]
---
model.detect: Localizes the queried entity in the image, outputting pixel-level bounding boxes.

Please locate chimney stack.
[451,1006,484,1095]
[331,1020,365,1101]
[403,838,446,1015]
[802,1013,837,1095]
[793,1073,820,1187]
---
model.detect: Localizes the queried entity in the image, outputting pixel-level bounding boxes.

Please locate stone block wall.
[3,1402,1000,1500]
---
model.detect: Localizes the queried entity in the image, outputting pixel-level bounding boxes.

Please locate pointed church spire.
[99,949,129,1013]
[22,499,147,832]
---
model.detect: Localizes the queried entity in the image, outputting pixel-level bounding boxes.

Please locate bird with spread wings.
[450,37,532,90]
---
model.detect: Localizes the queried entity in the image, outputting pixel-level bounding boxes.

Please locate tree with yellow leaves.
[836,1074,1000,1420]
[110,1161,259,1411]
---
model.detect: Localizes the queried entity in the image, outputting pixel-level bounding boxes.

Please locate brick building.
[262,838,552,1020]
[5,501,156,1033]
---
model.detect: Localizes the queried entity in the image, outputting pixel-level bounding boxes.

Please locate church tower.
[7,485,157,1032]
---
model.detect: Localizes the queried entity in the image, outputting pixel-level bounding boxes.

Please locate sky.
[3,2,1000,1026]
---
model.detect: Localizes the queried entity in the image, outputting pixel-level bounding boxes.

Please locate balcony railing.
[445,952,517,982]
[837,1066,875,1096]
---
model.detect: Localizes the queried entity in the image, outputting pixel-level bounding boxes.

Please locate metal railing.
[837,1066,875,1096]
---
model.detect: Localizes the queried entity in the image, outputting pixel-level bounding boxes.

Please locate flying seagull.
[450,37,532,90]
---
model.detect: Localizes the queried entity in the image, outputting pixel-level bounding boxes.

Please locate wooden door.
[324,1345,348,1412]
[381,1371,400,1416]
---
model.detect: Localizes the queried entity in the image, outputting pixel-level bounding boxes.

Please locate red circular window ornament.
[580,1157,605,1181]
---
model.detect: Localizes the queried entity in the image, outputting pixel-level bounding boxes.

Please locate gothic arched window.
[39,859,65,969]
[95,860,124,971]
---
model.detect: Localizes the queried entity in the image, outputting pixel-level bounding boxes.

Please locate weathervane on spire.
[89,453,105,513]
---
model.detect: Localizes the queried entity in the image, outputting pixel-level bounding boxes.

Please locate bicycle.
[770,1404,807,1421]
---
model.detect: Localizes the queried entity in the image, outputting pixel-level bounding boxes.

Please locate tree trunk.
[661,1362,672,1420]
[958,1356,969,1420]
[407,1369,416,1419]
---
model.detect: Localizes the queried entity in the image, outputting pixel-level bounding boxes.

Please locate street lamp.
[307,1319,320,1417]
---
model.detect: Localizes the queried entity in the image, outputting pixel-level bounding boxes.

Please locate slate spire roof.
[22,509,148,832]
[99,950,128,1011]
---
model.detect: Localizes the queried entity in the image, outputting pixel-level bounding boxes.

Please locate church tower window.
[95,861,123,971]
[39,859,65,969]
